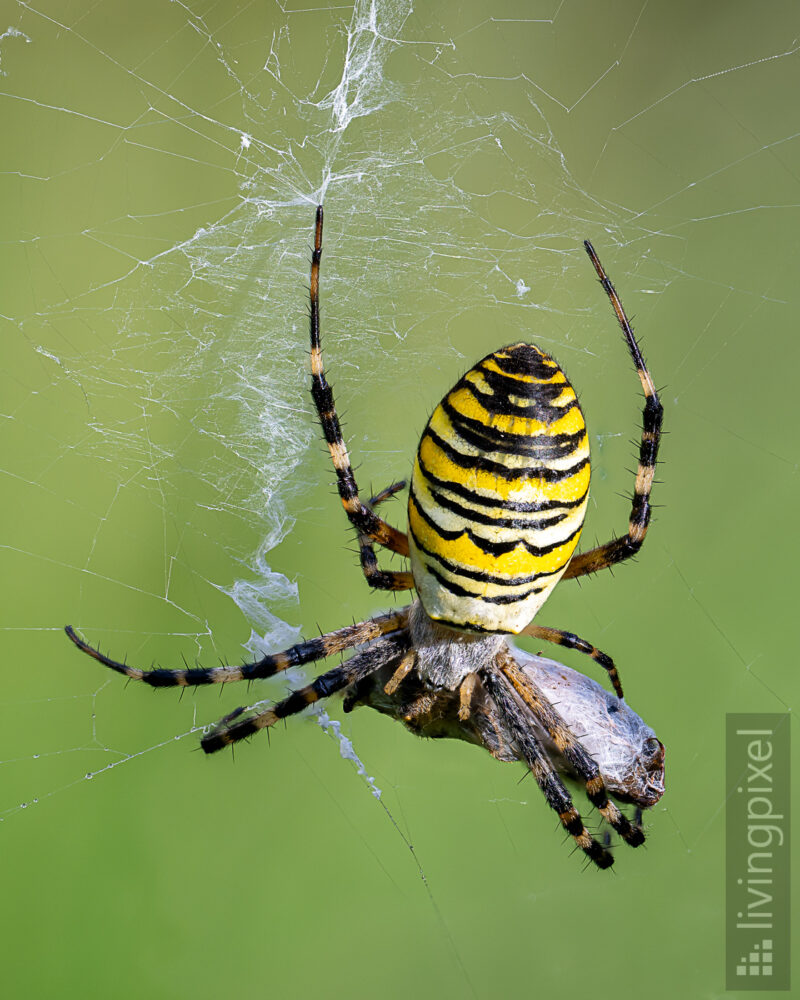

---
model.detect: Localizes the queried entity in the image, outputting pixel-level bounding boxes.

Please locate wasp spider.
[66,206,664,870]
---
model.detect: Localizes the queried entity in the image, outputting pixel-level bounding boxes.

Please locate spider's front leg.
[482,666,615,870]
[496,648,644,850]
[563,241,663,581]
[309,206,410,561]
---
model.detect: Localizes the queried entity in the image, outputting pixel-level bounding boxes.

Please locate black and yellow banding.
[64,610,408,687]
[63,212,661,870]
[408,342,590,633]
[383,648,416,695]
[357,481,415,591]
[522,623,623,699]
[563,241,663,579]
[497,650,643,848]
[201,632,410,753]
[309,205,410,563]
[483,667,614,869]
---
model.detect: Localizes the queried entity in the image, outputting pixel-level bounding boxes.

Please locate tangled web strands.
[6,0,660,663]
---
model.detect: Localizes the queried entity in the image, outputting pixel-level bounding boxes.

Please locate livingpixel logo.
[735,939,774,979]
[726,715,790,992]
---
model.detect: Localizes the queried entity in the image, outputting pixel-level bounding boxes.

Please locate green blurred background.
[1,1,797,996]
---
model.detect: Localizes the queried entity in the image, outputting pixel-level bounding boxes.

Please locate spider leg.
[383,648,416,695]
[309,206,409,558]
[398,689,439,727]
[457,672,478,721]
[64,608,409,687]
[358,480,415,592]
[563,241,663,581]
[496,648,643,849]
[482,665,615,870]
[520,623,623,699]
[357,538,414,590]
[368,480,408,507]
[201,631,410,753]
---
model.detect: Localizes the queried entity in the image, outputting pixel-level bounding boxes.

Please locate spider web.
[2,1,799,995]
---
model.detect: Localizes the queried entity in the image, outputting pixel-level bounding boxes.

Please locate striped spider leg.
[309,205,413,592]
[357,480,414,591]
[499,241,663,698]
[65,208,665,871]
[521,623,624,698]
[345,643,665,869]
[65,607,410,750]
[481,666,615,868]
[352,657,616,865]
[494,648,643,848]
[562,241,663,580]
[201,631,411,753]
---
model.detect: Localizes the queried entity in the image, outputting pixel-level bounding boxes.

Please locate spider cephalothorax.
[66,205,664,869]
[345,639,665,809]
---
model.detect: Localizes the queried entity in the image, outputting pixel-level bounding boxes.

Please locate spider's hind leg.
[563,241,663,581]
[309,206,409,559]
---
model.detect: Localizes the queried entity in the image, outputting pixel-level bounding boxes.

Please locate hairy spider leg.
[496,649,644,848]
[563,241,663,580]
[309,206,411,571]
[482,666,615,870]
[383,647,416,695]
[201,632,411,753]
[357,480,415,591]
[64,608,408,687]
[520,623,623,699]
[457,672,478,720]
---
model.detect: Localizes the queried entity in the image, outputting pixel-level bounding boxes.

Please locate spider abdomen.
[408,343,590,633]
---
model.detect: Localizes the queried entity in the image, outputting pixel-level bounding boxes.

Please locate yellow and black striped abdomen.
[408,343,589,633]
